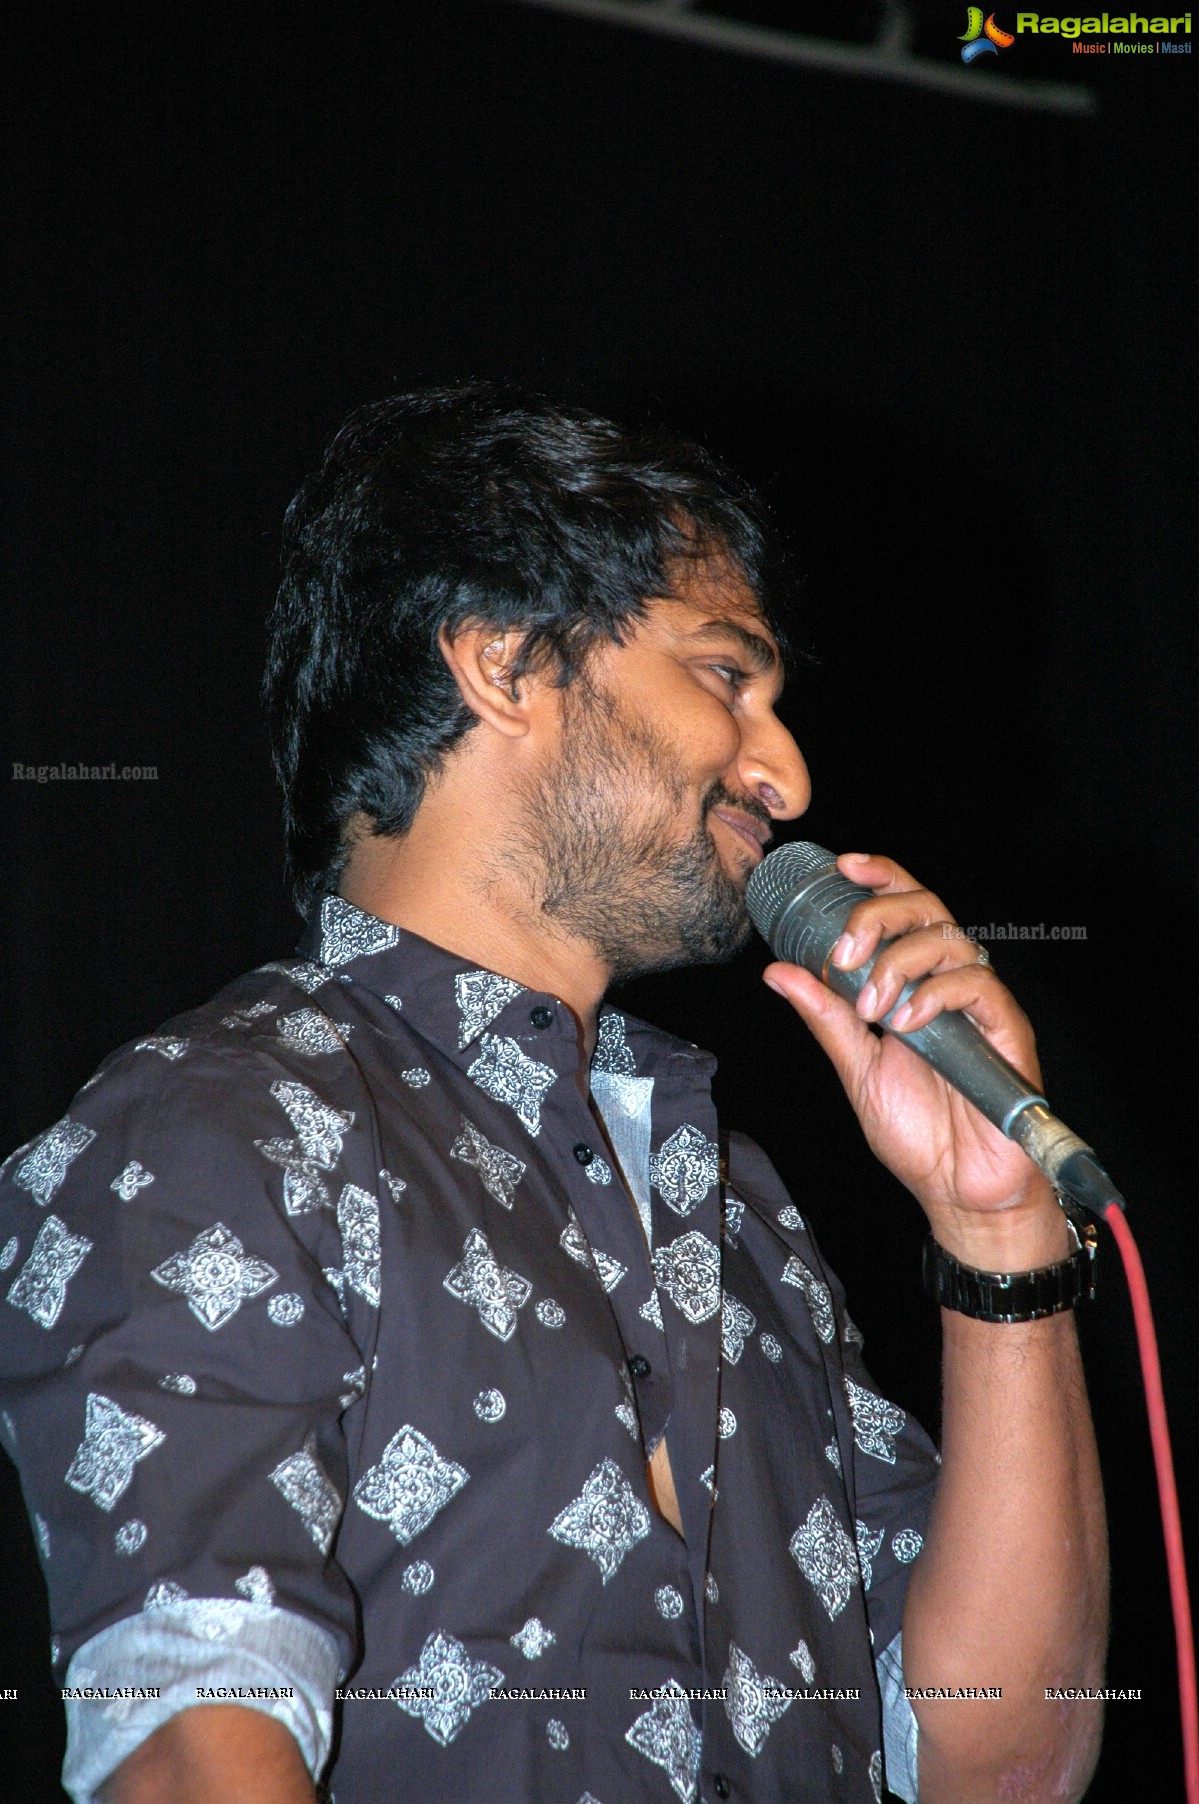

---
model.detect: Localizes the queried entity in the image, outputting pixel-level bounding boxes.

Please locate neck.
[338,804,610,1059]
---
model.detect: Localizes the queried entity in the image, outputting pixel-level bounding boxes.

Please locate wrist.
[923,1191,1097,1324]
[924,1186,1072,1271]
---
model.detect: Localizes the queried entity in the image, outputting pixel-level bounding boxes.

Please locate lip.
[709,806,771,863]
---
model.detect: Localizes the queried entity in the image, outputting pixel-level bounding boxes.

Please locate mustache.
[702,781,773,835]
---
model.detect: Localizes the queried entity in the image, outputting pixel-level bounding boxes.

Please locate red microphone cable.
[1102,1201,1198,1804]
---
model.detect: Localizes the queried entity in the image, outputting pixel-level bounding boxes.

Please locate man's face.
[512,565,810,982]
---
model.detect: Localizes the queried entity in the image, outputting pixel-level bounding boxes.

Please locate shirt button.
[572,1143,594,1166]
[713,1776,732,1800]
[629,1355,652,1379]
[529,1006,554,1029]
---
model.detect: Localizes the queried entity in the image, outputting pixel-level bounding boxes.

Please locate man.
[0,386,1106,1803]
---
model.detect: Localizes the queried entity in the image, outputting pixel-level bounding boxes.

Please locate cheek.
[697,704,743,774]
[642,701,741,789]
[605,663,743,784]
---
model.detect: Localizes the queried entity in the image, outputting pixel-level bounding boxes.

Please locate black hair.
[265,383,784,915]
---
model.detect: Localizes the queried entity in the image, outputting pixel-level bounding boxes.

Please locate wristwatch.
[922,1195,1097,1322]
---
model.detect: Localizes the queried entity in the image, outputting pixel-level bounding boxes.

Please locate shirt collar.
[296,893,715,1083]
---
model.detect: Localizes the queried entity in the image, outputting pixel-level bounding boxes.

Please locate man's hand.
[763,850,1068,1266]
[99,1705,317,1804]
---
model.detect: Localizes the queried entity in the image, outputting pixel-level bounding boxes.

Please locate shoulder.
[0,959,389,1212]
[0,964,393,1379]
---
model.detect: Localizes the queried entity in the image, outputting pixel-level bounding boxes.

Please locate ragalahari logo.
[960,8,1017,57]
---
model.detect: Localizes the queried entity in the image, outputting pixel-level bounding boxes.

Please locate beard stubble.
[509,675,759,983]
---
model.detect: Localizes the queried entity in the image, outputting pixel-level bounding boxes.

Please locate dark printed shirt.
[0,898,939,1803]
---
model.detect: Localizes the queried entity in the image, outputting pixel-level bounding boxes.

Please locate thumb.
[762,961,877,1100]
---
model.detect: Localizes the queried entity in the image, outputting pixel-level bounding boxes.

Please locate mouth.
[707,805,771,865]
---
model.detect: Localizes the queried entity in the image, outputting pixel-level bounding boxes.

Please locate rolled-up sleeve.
[61,1599,341,1802]
[0,1037,375,1792]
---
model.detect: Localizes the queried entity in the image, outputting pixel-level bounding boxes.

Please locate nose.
[733,713,811,821]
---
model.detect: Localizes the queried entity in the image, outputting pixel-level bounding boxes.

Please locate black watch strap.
[922,1197,1097,1322]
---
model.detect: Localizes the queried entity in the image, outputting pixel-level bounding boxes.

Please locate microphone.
[746,842,1123,1215]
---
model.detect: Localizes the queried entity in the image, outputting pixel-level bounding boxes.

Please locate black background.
[3,3,1195,1796]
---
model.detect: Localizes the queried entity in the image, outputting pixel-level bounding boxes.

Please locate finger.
[830,888,954,973]
[885,966,1041,1079]
[762,962,879,1100]
[837,851,923,894]
[855,922,988,1020]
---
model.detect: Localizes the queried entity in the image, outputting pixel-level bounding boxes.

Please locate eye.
[708,663,748,691]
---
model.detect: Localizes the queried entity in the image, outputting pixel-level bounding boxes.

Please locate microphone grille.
[746,841,837,941]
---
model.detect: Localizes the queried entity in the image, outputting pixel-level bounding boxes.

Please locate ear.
[438,624,536,738]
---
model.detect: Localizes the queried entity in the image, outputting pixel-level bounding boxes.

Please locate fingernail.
[891,1001,912,1029]
[843,852,871,864]
[763,975,785,997]
[859,982,877,1016]
[831,933,854,967]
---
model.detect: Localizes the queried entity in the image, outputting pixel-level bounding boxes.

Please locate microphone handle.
[768,868,1124,1213]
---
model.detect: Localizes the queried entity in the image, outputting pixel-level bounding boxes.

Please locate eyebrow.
[682,618,781,676]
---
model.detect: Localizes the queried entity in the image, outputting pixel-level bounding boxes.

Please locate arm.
[903,1204,1107,1800]
[101,1706,317,1804]
[764,852,1108,1802]
[0,1042,360,1804]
